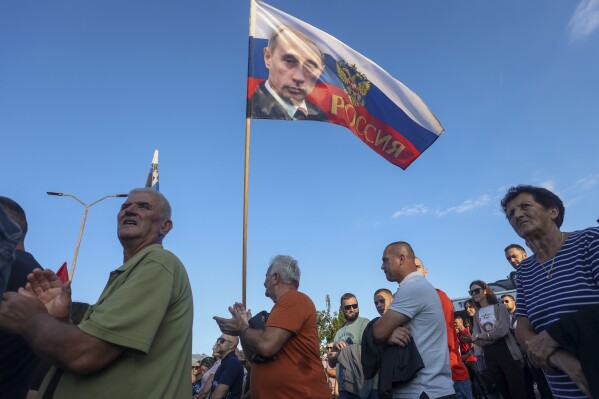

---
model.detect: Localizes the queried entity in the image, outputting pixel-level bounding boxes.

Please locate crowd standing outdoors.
[0,184,596,399]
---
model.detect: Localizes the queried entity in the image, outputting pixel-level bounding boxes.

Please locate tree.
[316,294,345,354]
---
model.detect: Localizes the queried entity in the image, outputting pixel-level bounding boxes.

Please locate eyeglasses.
[216,337,232,345]
[343,304,358,310]
[193,366,200,370]
[468,288,483,296]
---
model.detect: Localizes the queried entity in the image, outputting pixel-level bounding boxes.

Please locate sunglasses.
[468,288,483,296]
[343,304,358,310]
[326,346,333,350]
[216,337,232,344]
[503,300,511,304]
[193,366,200,370]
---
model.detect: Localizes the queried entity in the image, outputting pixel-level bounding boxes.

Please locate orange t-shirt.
[251,290,331,399]
[436,288,470,382]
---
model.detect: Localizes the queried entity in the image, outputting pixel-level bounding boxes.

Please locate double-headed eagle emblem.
[336,60,371,107]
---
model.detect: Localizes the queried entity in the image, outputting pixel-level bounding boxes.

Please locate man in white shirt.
[373,241,455,399]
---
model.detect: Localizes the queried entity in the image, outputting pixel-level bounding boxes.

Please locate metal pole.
[70,207,89,282]
[47,192,127,282]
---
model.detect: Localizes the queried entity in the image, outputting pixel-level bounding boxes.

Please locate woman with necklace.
[462,280,525,399]
[501,185,599,398]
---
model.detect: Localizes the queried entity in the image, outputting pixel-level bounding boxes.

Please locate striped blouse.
[516,227,599,399]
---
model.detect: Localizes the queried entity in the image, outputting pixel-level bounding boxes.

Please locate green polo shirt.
[38,244,193,399]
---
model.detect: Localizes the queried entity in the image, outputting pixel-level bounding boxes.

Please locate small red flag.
[56,262,68,283]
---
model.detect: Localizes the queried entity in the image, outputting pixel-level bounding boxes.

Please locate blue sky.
[2,0,598,355]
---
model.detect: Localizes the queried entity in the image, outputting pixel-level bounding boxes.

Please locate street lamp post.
[47,192,128,282]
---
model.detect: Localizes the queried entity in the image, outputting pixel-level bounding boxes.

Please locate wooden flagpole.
[243,0,257,308]
[242,118,250,308]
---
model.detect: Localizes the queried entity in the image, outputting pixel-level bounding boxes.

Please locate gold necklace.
[540,233,564,279]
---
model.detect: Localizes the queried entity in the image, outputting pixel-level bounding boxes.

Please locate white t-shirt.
[477,305,497,332]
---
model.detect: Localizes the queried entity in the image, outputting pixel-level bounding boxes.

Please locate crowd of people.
[0,184,597,399]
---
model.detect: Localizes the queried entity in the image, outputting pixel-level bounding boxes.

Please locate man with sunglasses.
[502,295,517,327]
[322,342,337,397]
[208,334,244,399]
[329,293,373,399]
[196,342,223,399]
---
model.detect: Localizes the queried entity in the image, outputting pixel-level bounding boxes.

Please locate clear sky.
[2,0,598,355]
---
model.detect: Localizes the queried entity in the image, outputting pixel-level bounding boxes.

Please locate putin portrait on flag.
[250,26,328,121]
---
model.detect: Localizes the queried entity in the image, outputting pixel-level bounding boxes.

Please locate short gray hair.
[128,188,172,220]
[268,255,301,287]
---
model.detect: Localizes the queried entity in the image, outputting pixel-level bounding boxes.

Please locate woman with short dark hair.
[501,184,599,397]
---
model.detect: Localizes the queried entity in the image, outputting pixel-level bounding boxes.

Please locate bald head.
[414,257,428,277]
[215,334,238,359]
[381,241,417,283]
[224,334,239,347]
[386,242,415,257]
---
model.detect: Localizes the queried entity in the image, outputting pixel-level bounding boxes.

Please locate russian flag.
[247,1,444,169]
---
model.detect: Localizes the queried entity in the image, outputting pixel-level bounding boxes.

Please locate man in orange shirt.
[416,257,472,399]
[214,255,330,399]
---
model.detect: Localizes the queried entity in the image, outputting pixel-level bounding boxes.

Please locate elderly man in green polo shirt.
[0,188,193,399]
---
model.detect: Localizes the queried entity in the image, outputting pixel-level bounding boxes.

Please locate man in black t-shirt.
[211,334,244,399]
[0,197,43,399]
